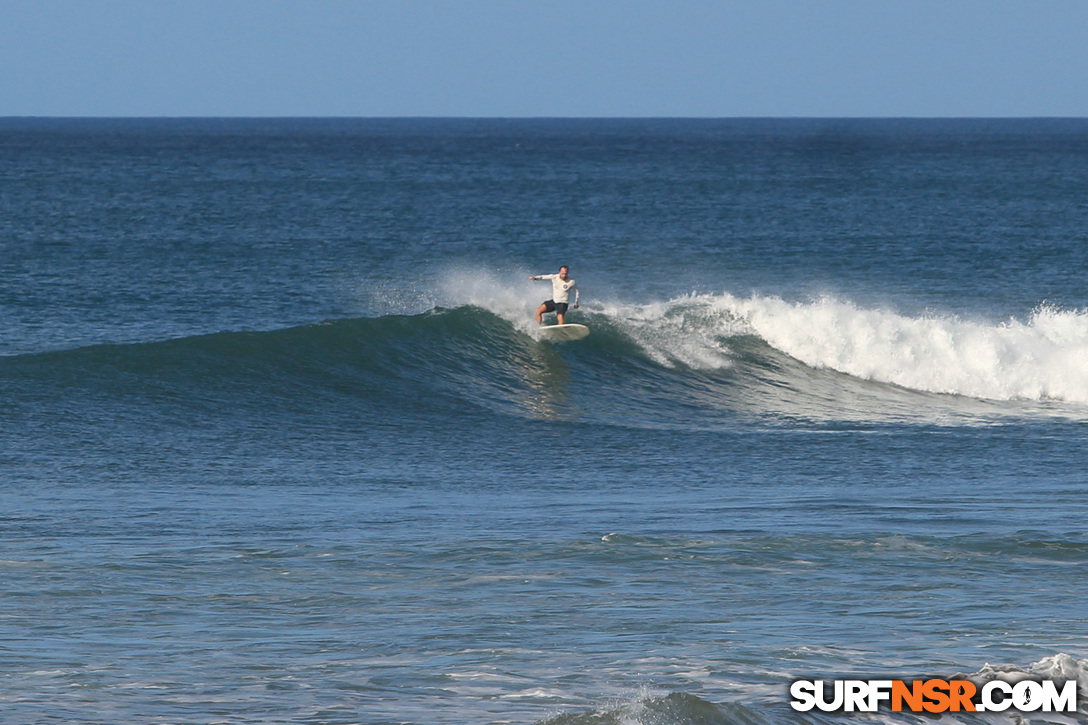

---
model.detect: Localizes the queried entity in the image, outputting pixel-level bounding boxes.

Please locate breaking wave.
[4,285,1087,429]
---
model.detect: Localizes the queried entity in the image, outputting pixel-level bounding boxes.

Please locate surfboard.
[539,323,590,342]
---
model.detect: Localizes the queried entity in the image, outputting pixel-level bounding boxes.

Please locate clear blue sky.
[2,0,1086,117]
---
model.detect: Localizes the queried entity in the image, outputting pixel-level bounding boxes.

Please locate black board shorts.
[542,300,569,315]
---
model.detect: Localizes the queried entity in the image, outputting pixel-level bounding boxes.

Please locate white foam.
[954,653,1088,720]
[965,653,1088,689]
[601,291,1088,404]
[727,295,1088,403]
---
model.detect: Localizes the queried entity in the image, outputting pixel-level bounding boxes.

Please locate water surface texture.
[2,118,1087,724]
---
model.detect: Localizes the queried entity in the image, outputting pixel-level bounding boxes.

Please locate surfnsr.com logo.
[790,678,1078,714]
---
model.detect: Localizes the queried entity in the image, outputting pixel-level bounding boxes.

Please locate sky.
[2,0,1087,117]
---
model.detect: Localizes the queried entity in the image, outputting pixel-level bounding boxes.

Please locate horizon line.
[2,115,1087,121]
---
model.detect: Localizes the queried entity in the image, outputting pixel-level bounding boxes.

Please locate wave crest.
[596,292,1088,404]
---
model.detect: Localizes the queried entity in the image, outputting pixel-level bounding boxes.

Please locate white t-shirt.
[534,273,579,304]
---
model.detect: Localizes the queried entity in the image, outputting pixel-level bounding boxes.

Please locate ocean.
[1,118,1087,724]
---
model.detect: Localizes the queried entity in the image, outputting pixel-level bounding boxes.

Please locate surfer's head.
[559,265,569,279]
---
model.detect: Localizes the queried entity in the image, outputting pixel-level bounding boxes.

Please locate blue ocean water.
[1,118,1087,724]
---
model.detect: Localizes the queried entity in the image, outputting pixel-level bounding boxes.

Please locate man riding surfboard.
[530,265,580,325]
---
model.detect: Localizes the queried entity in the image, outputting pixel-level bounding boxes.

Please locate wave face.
[4,289,1086,432]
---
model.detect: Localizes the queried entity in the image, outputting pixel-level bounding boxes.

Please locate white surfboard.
[539,323,590,341]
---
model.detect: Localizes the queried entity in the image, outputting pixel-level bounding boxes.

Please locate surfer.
[529,265,580,325]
